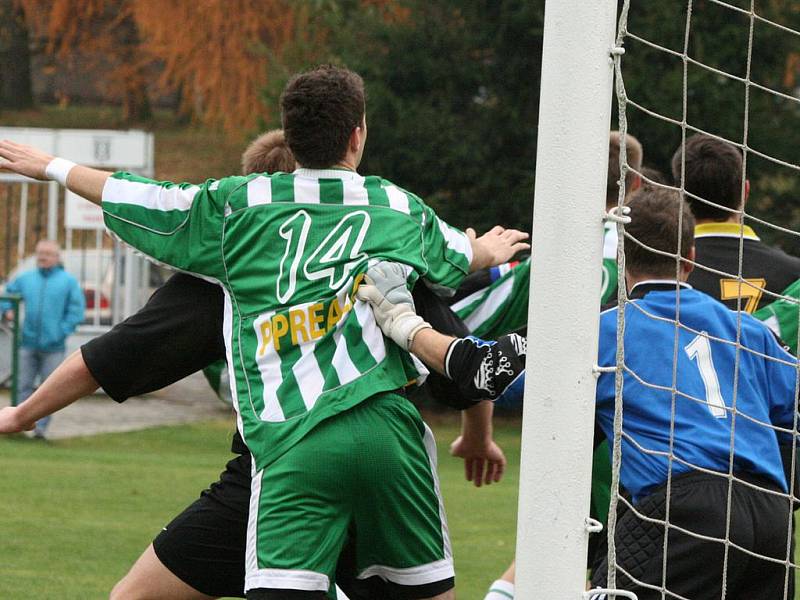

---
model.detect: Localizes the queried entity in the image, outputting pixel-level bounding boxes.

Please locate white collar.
[294,168,364,182]
[630,279,693,292]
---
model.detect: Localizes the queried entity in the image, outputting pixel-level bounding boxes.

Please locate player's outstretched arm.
[357,261,509,485]
[467,226,530,272]
[0,140,111,204]
[357,261,527,404]
[0,351,99,434]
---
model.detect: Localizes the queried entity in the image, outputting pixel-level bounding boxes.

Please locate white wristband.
[45,157,77,186]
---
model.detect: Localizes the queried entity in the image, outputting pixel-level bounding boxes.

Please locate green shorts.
[244,392,454,595]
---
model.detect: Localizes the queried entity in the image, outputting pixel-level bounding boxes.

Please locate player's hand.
[0,407,34,434]
[468,226,530,270]
[0,140,54,181]
[356,261,431,351]
[450,434,507,487]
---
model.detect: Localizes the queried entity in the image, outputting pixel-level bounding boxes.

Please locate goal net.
[599,1,800,598]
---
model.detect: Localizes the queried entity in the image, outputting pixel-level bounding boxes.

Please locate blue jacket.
[2,265,85,352]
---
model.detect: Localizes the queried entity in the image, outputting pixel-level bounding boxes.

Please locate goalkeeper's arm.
[357,261,527,405]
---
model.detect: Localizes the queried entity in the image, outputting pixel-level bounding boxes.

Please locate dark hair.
[639,166,668,192]
[624,187,695,278]
[671,134,743,221]
[241,129,296,175]
[280,65,366,169]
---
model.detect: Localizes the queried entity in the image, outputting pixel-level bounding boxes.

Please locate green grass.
[0,420,237,599]
[438,416,520,594]
[3,417,800,598]
[3,418,800,599]
[0,417,519,599]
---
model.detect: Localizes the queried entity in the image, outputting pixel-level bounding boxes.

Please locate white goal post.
[516,0,618,597]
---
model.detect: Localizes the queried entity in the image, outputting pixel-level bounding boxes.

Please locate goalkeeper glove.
[445,333,527,405]
[355,261,431,351]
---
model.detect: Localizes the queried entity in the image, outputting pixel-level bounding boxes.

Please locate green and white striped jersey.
[453,222,619,338]
[754,278,800,355]
[452,257,531,338]
[101,168,472,468]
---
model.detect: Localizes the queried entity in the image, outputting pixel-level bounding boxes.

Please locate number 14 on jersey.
[277,210,371,304]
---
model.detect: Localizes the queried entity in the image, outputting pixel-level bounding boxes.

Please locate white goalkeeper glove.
[355,261,431,351]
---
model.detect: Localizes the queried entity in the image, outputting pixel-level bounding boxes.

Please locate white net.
[604,1,800,599]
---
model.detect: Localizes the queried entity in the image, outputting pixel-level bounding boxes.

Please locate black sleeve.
[450,268,495,304]
[81,273,225,402]
[412,282,476,410]
[443,334,526,404]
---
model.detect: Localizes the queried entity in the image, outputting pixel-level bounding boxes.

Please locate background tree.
[266,0,800,242]
[620,0,800,254]
[265,0,544,233]
[9,0,799,245]
[21,0,151,121]
[18,0,315,132]
[0,0,34,109]
[131,0,316,134]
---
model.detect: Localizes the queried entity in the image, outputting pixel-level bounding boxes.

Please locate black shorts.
[153,454,250,598]
[153,454,453,599]
[590,471,794,600]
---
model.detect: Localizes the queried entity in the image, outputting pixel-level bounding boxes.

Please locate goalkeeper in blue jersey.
[358,187,799,599]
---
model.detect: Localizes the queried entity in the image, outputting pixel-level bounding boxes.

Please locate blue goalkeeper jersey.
[596,281,798,502]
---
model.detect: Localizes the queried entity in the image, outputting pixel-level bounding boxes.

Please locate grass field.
[3,415,800,598]
[0,416,519,599]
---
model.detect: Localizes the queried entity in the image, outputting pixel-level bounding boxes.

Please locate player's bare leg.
[109,544,216,600]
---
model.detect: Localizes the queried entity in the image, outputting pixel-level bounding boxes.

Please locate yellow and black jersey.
[688,223,800,313]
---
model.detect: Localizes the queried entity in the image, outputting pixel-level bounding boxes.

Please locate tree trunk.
[117,11,151,122]
[0,0,34,109]
[122,73,152,122]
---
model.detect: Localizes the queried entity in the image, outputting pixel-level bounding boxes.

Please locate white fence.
[0,127,158,350]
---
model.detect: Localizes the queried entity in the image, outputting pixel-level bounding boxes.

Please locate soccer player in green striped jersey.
[452,131,642,339]
[0,65,528,600]
[451,225,618,339]
[754,278,800,355]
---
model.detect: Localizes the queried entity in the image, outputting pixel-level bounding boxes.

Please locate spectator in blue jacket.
[2,239,85,437]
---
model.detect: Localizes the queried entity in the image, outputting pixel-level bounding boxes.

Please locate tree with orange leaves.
[131,0,320,133]
[18,0,324,132]
[20,0,151,121]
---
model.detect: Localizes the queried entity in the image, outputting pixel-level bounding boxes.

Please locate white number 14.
[684,333,727,419]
